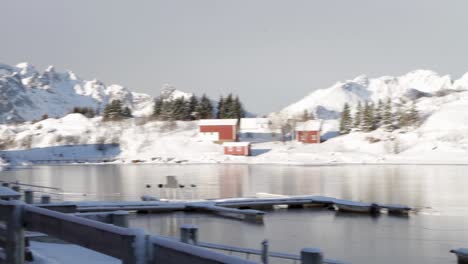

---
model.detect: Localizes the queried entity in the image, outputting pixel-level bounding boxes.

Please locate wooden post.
[24,190,33,204]
[261,239,269,264]
[301,248,323,264]
[40,195,51,204]
[5,201,25,264]
[180,224,198,244]
[111,211,129,228]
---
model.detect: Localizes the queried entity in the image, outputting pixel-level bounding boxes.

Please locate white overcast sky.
[2,0,468,114]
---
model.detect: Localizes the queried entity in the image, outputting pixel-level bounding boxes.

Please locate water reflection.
[2,164,468,263]
[2,164,468,212]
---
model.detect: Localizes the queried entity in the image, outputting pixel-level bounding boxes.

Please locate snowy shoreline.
[3,154,468,171]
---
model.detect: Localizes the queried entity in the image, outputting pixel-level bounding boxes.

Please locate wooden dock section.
[1,184,413,223]
[31,194,413,223]
[187,203,265,222]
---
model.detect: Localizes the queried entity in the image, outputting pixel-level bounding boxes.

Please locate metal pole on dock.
[301,248,323,264]
[261,239,269,264]
[180,224,198,245]
[24,189,33,204]
[40,195,51,204]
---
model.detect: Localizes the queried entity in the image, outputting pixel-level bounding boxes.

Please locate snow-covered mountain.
[279,70,468,119]
[0,63,194,123]
[159,84,193,102]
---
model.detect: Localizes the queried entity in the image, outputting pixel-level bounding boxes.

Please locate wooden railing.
[0,200,256,264]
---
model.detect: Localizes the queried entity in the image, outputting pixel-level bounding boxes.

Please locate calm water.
[2,164,468,263]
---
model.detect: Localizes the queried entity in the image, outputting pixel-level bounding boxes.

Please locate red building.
[223,142,251,156]
[199,119,238,142]
[295,120,322,143]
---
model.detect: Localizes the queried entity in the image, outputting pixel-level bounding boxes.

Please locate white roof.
[240,118,270,128]
[199,119,238,126]
[222,142,251,147]
[295,120,322,131]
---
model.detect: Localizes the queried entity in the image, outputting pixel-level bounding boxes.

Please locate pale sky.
[2,0,468,114]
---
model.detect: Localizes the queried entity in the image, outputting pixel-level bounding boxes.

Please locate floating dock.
[34,194,413,222]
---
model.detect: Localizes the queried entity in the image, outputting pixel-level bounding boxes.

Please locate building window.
[300,133,307,141]
[311,135,316,140]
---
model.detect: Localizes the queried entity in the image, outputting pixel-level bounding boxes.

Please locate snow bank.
[1,109,468,166]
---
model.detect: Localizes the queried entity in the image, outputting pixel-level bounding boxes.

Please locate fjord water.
[2,164,468,263]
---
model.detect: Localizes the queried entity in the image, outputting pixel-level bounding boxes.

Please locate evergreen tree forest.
[339,98,420,134]
[103,100,133,121]
[152,93,245,121]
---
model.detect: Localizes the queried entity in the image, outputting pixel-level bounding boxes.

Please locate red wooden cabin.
[223,142,251,156]
[295,120,322,143]
[199,119,238,142]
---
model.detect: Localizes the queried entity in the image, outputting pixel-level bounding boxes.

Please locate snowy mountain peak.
[0,62,155,123]
[350,74,369,86]
[66,70,79,81]
[15,62,38,78]
[45,65,56,73]
[279,69,468,120]
[160,84,193,101]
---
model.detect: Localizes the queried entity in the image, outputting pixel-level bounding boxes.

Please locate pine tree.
[216,96,225,119]
[353,101,363,129]
[362,102,375,132]
[188,96,198,120]
[172,98,186,120]
[197,94,213,119]
[382,98,393,131]
[103,100,123,120]
[153,97,164,118]
[224,94,234,118]
[339,103,352,134]
[395,103,405,129]
[407,101,419,127]
[233,96,245,119]
[374,99,383,128]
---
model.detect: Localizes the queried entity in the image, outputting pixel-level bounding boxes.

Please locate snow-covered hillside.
[2,89,468,168]
[2,67,468,168]
[0,63,193,123]
[279,70,468,120]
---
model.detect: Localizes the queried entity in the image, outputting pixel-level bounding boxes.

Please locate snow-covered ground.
[2,87,468,169]
[2,64,468,168]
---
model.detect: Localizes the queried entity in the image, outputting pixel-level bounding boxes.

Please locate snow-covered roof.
[222,142,251,147]
[199,119,238,126]
[240,118,270,129]
[295,120,322,131]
